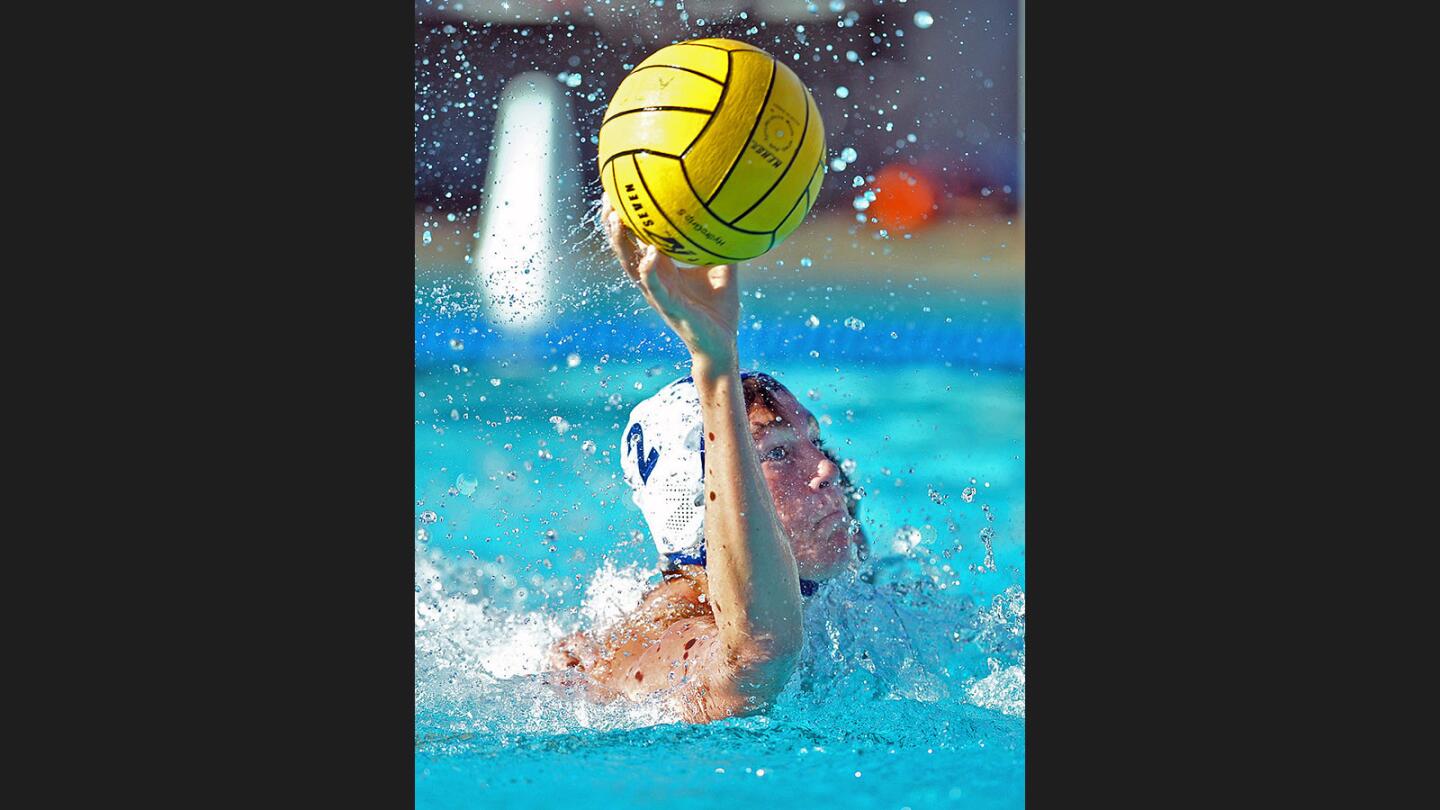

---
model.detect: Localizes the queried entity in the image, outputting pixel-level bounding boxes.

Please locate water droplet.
[841,147,858,163]
[835,86,849,98]
[566,353,581,367]
[806,314,820,328]
[844,316,866,331]
[418,510,438,524]
[455,473,478,496]
[914,11,934,29]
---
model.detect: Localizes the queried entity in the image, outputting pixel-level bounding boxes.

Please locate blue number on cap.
[626,422,659,484]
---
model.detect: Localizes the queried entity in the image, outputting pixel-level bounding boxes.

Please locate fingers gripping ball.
[598,38,827,266]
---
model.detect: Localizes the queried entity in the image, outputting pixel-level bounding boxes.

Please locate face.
[749,384,859,581]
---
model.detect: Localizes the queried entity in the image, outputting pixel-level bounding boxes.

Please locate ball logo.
[623,183,656,229]
[676,207,727,247]
[644,230,697,258]
[761,111,799,154]
[748,106,801,170]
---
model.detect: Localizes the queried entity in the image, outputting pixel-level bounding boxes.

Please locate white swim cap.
[621,376,708,565]
[621,373,850,596]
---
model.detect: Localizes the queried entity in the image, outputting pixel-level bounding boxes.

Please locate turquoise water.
[415,273,1025,807]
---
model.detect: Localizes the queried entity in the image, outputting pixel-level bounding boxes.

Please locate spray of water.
[416,528,1024,752]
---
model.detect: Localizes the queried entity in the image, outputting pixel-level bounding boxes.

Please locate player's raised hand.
[601,198,740,369]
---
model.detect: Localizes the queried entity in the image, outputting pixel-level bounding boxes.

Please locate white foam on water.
[417,539,1026,742]
[578,558,654,632]
[416,546,684,737]
[966,658,1026,718]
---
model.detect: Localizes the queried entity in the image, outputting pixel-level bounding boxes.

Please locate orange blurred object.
[866,164,939,232]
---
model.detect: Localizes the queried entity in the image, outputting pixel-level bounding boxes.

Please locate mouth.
[814,508,848,531]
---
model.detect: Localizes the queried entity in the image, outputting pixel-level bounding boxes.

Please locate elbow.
[771,620,805,666]
[684,625,805,723]
[728,624,804,696]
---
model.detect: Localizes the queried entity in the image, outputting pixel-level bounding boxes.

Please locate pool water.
[415,270,1025,805]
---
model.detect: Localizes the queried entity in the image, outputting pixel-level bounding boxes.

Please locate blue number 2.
[627,423,659,484]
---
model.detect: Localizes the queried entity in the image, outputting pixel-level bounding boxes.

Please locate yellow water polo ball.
[598,38,827,266]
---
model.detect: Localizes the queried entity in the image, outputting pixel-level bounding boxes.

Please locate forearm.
[691,356,803,667]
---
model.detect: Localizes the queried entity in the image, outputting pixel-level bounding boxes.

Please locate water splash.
[965,658,1025,718]
[417,540,1024,749]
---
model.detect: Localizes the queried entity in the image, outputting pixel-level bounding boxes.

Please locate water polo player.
[546,200,869,723]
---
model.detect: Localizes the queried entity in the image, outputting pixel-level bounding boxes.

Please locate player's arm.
[601,200,804,711]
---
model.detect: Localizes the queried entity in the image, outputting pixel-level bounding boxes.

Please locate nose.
[808,454,841,491]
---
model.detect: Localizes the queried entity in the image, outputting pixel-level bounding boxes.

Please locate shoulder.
[642,565,710,611]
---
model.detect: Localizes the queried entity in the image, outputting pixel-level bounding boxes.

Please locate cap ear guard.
[621,378,707,559]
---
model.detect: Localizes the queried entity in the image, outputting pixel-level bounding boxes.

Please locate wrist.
[689,349,739,382]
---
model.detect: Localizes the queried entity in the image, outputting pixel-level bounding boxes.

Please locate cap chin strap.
[665,548,820,597]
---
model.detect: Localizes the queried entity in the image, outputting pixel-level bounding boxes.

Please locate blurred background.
[416,1,1022,360]
[416,0,1019,216]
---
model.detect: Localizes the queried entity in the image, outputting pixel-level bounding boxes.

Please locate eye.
[763,445,789,462]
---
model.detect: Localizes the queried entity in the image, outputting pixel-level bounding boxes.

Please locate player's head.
[621,372,865,583]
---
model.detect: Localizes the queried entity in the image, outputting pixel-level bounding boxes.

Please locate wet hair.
[741,371,786,422]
